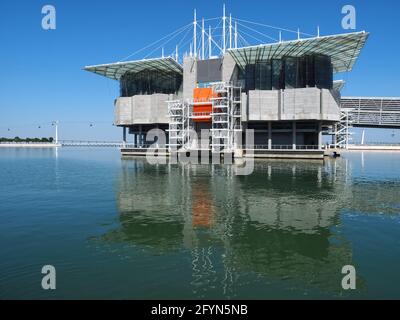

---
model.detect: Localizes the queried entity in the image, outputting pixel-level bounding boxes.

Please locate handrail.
[245,145,321,150]
[190,112,211,118]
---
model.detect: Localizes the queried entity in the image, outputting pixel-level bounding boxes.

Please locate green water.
[0,148,399,299]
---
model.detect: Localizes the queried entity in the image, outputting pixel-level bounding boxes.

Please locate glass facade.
[120,70,182,97]
[242,54,333,91]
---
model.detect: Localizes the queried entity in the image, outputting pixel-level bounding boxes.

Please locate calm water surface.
[0,148,399,299]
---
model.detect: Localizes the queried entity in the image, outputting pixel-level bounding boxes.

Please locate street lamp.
[51,121,59,144]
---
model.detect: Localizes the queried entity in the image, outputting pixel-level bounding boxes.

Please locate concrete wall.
[115,94,171,126]
[222,53,236,83]
[245,88,340,122]
[115,97,132,125]
[321,89,341,121]
[183,55,233,99]
[246,90,281,121]
[183,56,197,100]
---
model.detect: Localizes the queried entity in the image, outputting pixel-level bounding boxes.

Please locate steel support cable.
[194,20,223,56]
[238,33,250,47]
[173,25,193,56]
[118,22,192,62]
[234,18,315,37]
[201,22,224,53]
[236,28,267,46]
[144,24,194,59]
[235,21,278,42]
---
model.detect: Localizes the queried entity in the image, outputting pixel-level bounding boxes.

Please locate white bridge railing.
[60,140,127,147]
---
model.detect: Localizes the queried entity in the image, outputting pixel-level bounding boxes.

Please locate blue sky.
[0,0,399,142]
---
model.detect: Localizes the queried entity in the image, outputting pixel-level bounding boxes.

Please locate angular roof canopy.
[83,57,183,80]
[333,80,346,92]
[228,31,369,73]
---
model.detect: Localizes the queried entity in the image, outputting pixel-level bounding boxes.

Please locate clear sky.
[0,0,399,142]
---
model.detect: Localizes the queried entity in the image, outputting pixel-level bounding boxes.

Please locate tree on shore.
[0,137,54,143]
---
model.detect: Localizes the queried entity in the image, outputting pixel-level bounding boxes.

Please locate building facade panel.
[115,97,132,125]
[244,88,339,122]
[183,57,197,100]
[114,94,170,125]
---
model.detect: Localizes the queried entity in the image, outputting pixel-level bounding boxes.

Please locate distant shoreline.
[0,143,61,148]
[346,145,400,151]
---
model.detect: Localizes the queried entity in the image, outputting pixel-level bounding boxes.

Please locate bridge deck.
[341,97,400,128]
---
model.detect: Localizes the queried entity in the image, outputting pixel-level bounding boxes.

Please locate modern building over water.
[84,6,373,159]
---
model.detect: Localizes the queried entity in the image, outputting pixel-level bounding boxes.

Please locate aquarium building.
[84,9,369,159]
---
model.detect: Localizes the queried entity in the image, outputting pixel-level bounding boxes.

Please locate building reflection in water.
[100,157,370,298]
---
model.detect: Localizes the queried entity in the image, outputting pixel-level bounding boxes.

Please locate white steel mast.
[222,4,226,54]
[234,21,238,48]
[202,18,205,60]
[208,25,212,58]
[229,14,232,49]
[193,9,197,58]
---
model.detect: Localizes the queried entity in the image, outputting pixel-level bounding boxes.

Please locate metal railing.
[190,112,211,118]
[122,144,167,149]
[351,142,400,146]
[245,145,321,150]
[60,140,165,148]
[341,97,400,128]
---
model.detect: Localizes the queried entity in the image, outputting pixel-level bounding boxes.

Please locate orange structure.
[192,88,215,123]
[192,184,215,228]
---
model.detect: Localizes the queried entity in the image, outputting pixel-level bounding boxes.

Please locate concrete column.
[122,127,127,147]
[142,132,146,147]
[139,125,142,147]
[292,121,296,150]
[318,122,322,150]
[268,121,272,150]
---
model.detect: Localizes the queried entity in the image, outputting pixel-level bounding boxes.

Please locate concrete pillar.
[139,125,142,147]
[292,121,296,150]
[268,121,272,150]
[317,122,322,150]
[122,127,127,147]
[143,132,146,147]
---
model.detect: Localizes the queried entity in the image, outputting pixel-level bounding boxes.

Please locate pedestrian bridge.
[60,140,127,147]
[340,97,400,128]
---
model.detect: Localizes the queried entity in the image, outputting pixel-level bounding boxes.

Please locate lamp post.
[52,121,59,144]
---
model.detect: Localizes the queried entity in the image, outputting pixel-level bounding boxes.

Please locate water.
[0,148,399,299]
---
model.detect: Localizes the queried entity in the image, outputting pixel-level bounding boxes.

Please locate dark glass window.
[120,70,182,97]
[314,55,333,89]
[271,59,283,90]
[255,61,272,90]
[305,55,315,87]
[297,57,306,88]
[284,57,297,89]
[241,54,332,91]
[245,64,255,91]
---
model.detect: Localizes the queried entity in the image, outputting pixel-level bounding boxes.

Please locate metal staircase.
[167,100,188,150]
[334,110,353,148]
[167,82,242,153]
[210,82,242,153]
